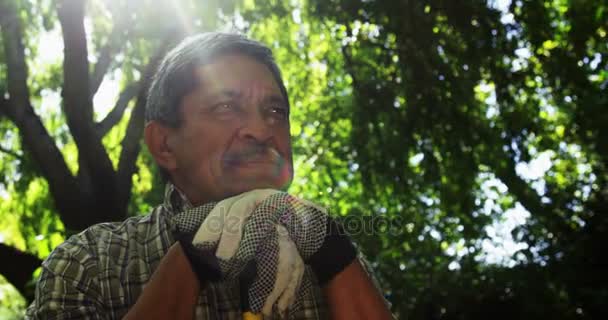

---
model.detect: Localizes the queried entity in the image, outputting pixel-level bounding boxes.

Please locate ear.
[144,121,178,171]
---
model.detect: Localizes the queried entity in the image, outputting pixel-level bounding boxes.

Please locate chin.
[229,178,287,194]
[222,162,293,192]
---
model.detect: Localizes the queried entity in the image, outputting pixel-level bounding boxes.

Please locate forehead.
[194,54,282,97]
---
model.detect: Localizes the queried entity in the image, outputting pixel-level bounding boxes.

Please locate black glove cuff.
[306,218,357,286]
[175,233,222,285]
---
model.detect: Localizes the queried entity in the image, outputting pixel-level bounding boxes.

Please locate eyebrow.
[262,95,288,106]
[214,89,287,106]
[216,89,242,99]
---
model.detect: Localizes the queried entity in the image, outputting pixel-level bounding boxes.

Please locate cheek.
[191,127,233,169]
[277,133,294,181]
[278,131,293,161]
[175,130,215,169]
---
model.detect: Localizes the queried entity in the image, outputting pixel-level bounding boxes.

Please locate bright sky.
[37,19,120,118]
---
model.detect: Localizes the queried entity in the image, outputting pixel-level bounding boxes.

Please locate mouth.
[221,146,294,189]
[223,147,283,168]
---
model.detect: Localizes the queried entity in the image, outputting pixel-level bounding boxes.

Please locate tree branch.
[89,35,116,96]
[89,7,130,95]
[0,1,81,215]
[57,0,93,125]
[57,0,116,195]
[473,118,575,248]
[0,93,8,118]
[95,83,139,137]
[0,243,41,302]
[493,150,575,241]
[0,145,23,160]
[115,33,184,207]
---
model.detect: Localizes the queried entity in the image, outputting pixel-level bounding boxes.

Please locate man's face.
[164,54,293,205]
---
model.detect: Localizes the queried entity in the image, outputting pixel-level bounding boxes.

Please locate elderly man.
[26,32,392,319]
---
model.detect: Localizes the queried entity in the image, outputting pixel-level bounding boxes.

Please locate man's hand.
[171,190,307,317]
[182,190,358,286]
[171,189,387,318]
[234,191,359,286]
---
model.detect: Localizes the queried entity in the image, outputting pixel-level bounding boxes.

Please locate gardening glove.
[171,190,310,317]
[252,224,307,317]
[235,191,358,286]
[172,201,222,283]
[185,189,357,286]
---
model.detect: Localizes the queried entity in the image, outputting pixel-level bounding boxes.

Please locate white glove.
[261,224,305,316]
[187,189,307,316]
[192,189,280,262]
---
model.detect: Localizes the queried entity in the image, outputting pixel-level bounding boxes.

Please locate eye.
[269,104,289,119]
[212,102,236,114]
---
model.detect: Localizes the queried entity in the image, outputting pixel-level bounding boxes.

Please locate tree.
[239,0,607,318]
[1,0,607,319]
[0,0,198,302]
[287,0,608,318]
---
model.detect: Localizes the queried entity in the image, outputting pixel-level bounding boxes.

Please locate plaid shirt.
[26,185,386,319]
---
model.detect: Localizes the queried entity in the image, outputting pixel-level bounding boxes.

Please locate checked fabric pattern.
[26,184,390,319]
[170,191,331,317]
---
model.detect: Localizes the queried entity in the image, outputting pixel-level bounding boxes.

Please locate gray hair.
[145,32,289,127]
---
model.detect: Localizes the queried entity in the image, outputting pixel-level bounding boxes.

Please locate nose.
[237,108,274,143]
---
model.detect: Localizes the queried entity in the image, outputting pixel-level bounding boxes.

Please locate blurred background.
[0,0,606,318]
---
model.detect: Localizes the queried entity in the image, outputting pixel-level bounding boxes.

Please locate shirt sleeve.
[25,237,105,320]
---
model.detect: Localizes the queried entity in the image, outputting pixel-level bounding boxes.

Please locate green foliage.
[0,276,25,320]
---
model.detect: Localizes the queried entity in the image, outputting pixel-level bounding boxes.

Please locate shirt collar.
[162,183,194,214]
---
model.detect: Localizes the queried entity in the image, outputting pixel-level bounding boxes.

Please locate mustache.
[223,143,282,164]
